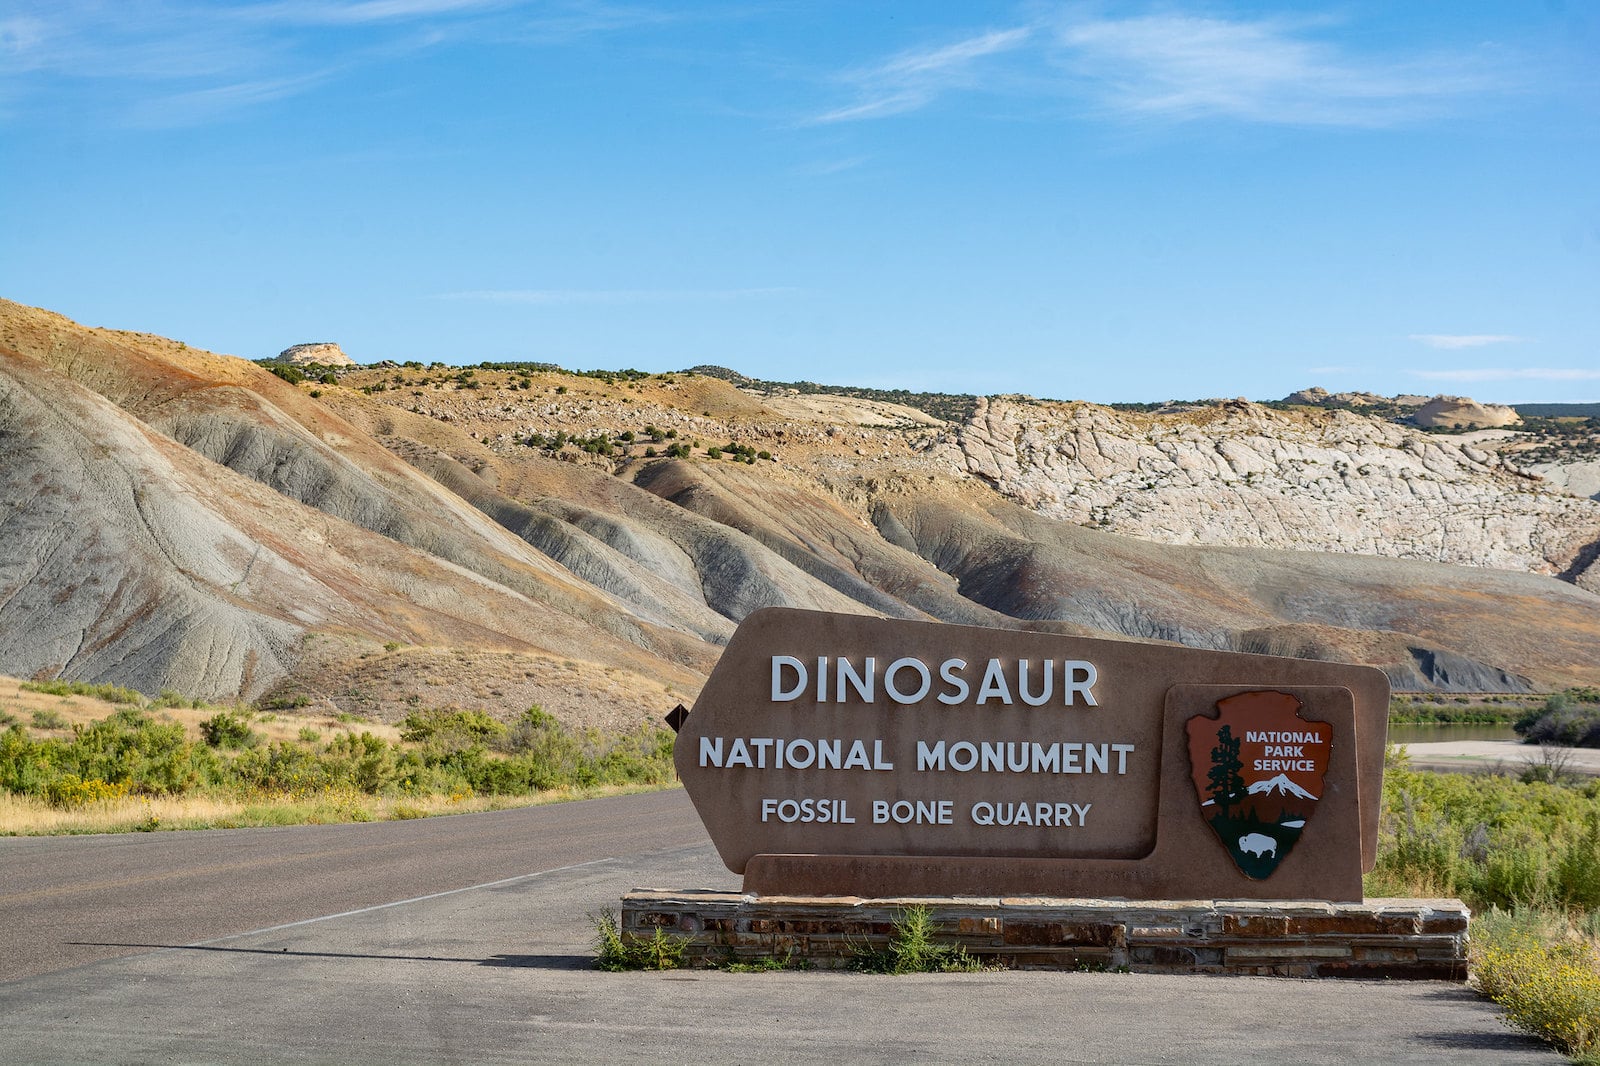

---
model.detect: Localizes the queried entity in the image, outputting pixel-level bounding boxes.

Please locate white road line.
[186,857,620,947]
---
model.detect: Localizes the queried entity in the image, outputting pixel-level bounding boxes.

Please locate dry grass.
[274,647,686,734]
[0,782,672,836]
[0,675,402,745]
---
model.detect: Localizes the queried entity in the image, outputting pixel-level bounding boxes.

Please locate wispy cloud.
[1051,13,1506,127]
[434,287,804,304]
[807,9,1513,129]
[1410,368,1600,382]
[126,69,339,128]
[0,0,666,126]
[1409,333,1525,350]
[808,27,1032,124]
[237,0,510,26]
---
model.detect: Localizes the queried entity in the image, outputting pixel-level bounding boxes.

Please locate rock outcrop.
[276,342,353,367]
[1411,395,1521,430]
[1281,388,1405,408]
[947,396,1599,583]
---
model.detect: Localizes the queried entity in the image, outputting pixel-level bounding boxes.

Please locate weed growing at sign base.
[851,905,986,974]
[592,912,688,971]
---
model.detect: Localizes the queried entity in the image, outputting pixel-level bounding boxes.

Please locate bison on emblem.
[1238,832,1277,858]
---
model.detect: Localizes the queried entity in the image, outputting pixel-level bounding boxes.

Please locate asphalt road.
[0,790,1563,1065]
[0,788,711,982]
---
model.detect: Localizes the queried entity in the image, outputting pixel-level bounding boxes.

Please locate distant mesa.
[1281,387,1427,410]
[1282,387,1331,405]
[275,342,354,368]
[1409,395,1521,430]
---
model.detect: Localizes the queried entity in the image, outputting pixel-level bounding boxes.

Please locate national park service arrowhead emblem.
[1186,690,1331,880]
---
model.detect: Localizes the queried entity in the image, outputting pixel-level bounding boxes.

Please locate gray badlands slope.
[2,298,1598,728]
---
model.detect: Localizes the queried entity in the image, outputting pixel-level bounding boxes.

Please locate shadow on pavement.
[1411,1032,1549,1053]
[480,954,594,970]
[69,943,593,970]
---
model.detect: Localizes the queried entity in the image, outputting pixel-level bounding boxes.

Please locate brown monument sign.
[675,608,1388,902]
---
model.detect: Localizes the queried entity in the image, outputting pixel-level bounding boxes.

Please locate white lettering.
[1245,730,1324,745]
[836,657,875,703]
[937,658,970,705]
[1018,659,1053,707]
[1064,660,1098,706]
[976,660,1013,704]
[913,739,1135,775]
[765,654,1100,708]
[884,657,932,704]
[771,656,806,702]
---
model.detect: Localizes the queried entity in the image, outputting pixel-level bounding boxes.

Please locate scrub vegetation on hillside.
[0,684,675,835]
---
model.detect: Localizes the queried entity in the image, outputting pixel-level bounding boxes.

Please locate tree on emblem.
[1207,724,1245,821]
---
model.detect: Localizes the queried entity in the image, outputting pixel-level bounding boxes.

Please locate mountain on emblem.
[1185,690,1332,880]
[1247,774,1318,801]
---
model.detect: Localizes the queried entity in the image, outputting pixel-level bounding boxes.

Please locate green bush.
[323,732,398,794]
[199,710,259,749]
[400,707,507,749]
[1516,690,1600,748]
[30,709,67,731]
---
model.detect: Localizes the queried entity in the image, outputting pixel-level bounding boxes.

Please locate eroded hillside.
[3,297,1599,727]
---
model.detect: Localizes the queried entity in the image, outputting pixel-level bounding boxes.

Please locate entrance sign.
[675,609,1388,902]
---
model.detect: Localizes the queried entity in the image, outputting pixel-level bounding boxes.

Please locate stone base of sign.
[619,890,1469,979]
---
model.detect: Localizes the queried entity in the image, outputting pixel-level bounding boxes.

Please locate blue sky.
[2,1,1596,403]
